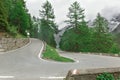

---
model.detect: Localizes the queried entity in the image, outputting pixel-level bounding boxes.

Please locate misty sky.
[26,0,120,24]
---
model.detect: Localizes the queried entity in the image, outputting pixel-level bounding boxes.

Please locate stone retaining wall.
[0,38,29,51]
[65,67,120,80]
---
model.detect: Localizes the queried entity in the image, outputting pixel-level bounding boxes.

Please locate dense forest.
[0,0,120,53]
[0,0,32,37]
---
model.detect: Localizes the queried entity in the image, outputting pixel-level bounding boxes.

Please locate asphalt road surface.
[0,38,120,80]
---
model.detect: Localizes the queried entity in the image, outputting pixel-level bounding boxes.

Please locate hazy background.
[26,0,120,28]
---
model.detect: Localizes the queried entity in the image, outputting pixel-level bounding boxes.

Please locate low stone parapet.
[65,67,120,80]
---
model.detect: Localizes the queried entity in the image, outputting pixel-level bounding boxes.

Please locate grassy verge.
[15,33,26,38]
[42,45,74,62]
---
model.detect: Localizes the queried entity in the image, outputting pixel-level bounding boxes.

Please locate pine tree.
[94,13,108,33]
[39,0,58,32]
[66,1,85,31]
[60,1,90,52]
[30,16,39,38]
[92,13,114,53]
[40,1,55,21]
[39,1,57,47]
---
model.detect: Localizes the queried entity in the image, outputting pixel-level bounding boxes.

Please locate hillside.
[0,32,11,38]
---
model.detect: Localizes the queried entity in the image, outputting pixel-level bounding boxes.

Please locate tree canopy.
[39,1,57,47]
[60,1,90,52]
[1,0,32,37]
[0,0,9,32]
[91,13,119,53]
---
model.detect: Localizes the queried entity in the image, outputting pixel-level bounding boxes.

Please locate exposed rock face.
[0,38,29,52]
[112,24,120,34]
[54,26,69,48]
[111,14,120,34]
[108,21,119,32]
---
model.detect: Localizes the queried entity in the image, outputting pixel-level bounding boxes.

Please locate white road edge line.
[40,76,65,79]
[38,41,44,59]
[0,76,15,78]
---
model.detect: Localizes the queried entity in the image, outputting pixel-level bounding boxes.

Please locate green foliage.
[90,32,113,53]
[9,0,30,35]
[60,1,90,52]
[91,13,120,53]
[39,0,58,32]
[60,28,90,52]
[94,13,109,33]
[96,73,115,80]
[39,1,58,47]
[43,45,74,62]
[7,25,26,38]
[29,16,38,38]
[40,1,55,21]
[66,1,85,30]
[113,33,120,48]
[97,73,120,80]
[117,77,120,80]
[109,43,120,53]
[39,19,56,47]
[3,0,32,36]
[8,25,17,37]
[60,4,120,53]
[0,0,9,32]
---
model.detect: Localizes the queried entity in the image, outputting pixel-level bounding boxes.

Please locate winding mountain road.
[0,38,120,80]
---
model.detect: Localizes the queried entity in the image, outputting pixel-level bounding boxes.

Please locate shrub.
[109,43,120,54]
[96,72,115,80]
[60,28,90,52]
[8,25,17,37]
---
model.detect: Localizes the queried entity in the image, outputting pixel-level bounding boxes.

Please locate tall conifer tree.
[39,1,57,47]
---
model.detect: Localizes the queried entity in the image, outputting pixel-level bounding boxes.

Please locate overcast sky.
[26,0,120,24]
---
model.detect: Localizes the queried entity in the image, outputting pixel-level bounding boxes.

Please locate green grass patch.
[15,33,26,38]
[42,45,74,62]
